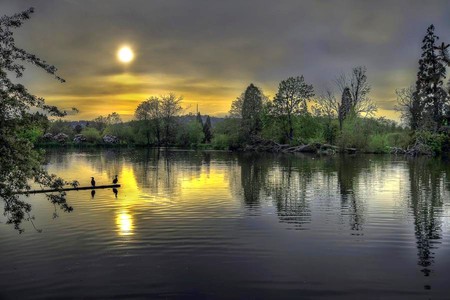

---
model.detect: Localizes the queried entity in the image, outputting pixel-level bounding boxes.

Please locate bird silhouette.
[113,188,118,198]
[91,177,96,187]
[113,175,118,184]
[91,190,96,199]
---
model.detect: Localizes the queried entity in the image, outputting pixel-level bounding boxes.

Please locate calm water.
[1,149,450,299]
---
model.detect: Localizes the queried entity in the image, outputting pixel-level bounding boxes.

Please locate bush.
[294,114,324,143]
[213,118,244,149]
[104,124,135,144]
[368,134,389,153]
[320,121,338,144]
[211,134,231,150]
[385,132,410,148]
[176,120,204,147]
[412,131,447,155]
[337,116,370,150]
[48,120,74,138]
[81,127,102,143]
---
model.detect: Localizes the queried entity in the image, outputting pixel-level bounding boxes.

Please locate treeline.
[34,24,450,155]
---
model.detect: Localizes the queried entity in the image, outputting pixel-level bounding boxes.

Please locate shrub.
[81,127,102,143]
[412,131,447,155]
[176,120,204,147]
[211,134,230,150]
[337,116,370,150]
[385,132,410,148]
[368,134,389,153]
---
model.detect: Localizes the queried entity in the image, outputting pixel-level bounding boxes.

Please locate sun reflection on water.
[116,211,134,236]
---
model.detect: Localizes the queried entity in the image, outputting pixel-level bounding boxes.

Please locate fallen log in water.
[17,184,121,194]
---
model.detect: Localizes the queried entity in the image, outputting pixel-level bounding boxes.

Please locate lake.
[1,149,449,299]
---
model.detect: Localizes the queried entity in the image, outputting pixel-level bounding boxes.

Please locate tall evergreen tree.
[203,115,212,143]
[413,25,448,131]
[241,84,263,138]
[338,87,352,130]
[196,112,203,127]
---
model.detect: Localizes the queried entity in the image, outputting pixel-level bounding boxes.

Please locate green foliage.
[203,115,213,143]
[48,120,74,138]
[213,118,243,149]
[177,120,205,147]
[337,116,370,150]
[368,134,389,153]
[413,131,448,154]
[81,127,102,143]
[104,124,134,144]
[260,104,285,143]
[0,8,72,231]
[18,126,44,144]
[385,132,411,148]
[211,134,231,150]
[323,121,339,144]
[293,114,324,144]
[241,84,263,138]
[271,75,315,140]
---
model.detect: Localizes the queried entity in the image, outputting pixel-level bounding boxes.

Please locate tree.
[106,112,122,125]
[335,66,377,117]
[412,25,448,131]
[229,93,244,118]
[242,83,263,138]
[196,112,203,127]
[135,97,162,145]
[0,8,72,231]
[203,115,213,143]
[271,76,314,141]
[159,93,183,146]
[395,86,416,128]
[338,87,353,130]
[177,120,204,147]
[74,124,82,134]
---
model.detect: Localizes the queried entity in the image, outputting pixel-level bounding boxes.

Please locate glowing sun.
[117,46,134,63]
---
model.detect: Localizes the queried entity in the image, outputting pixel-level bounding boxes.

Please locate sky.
[1,0,450,121]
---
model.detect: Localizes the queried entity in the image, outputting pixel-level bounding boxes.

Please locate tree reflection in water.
[41,149,450,282]
[407,157,448,278]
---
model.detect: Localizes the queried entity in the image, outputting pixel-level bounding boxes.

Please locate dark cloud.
[1,0,449,120]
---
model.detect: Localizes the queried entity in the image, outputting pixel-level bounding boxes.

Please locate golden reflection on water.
[180,170,230,198]
[115,210,134,236]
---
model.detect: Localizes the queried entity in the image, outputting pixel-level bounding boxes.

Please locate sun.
[117,46,134,63]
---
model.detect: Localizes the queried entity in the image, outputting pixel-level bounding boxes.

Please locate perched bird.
[113,175,118,184]
[91,177,96,187]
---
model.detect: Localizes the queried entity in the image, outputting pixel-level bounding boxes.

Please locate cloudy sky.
[2,0,450,120]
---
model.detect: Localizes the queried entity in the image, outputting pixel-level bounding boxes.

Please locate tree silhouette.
[0,8,73,231]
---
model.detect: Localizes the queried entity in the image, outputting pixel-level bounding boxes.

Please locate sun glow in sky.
[117,46,134,63]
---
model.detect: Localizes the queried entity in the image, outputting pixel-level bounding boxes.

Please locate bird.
[113,175,118,184]
[91,177,96,187]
